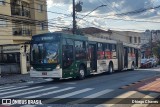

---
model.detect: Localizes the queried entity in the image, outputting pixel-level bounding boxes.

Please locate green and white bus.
[30,33,141,80]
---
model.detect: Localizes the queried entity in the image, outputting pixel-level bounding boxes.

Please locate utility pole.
[72,0,76,34]
[150,30,153,57]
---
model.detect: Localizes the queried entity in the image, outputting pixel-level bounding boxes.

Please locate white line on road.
[69,89,113,104]
[0,86,15,90]
[95,91,138,107]
[0,86,28,92]
[25,87,75,98]
[55,88,93,98]
[43,88,93,104]
[4,87,58,98]
[0,86,43,96]
[20,105,36,107]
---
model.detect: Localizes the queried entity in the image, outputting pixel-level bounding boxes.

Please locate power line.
[77,13,160,24]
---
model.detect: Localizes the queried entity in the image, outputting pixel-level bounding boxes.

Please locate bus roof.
[32,32,88,41]
[123,42,140,49]
[62,33,88,41]
[87,36,117,44]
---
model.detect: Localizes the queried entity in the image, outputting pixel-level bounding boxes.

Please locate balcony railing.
[13,28,32,36]
[11,8,30,18]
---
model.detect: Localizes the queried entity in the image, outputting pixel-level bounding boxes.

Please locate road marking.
[63,82,76,85]
[4,87,58,98]
[25,87,75,98]
[0,86,43,96]
[43,88,93,104]
[55,88,93,98]
[69,89,113,104]
[44,79,53,81]
[131,92,159,107]
[20,105,36,107]
[96,91,137,107]
[0,86,28,92]
[0,86,15,90]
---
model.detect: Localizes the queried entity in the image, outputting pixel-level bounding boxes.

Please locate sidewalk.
[0,73,45,86]
[121,75,160,93]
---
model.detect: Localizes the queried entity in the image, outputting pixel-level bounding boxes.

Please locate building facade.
[61,27,143,48]
[0,0,48,74]
[0,0,48,44]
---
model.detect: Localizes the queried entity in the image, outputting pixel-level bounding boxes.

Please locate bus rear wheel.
[77,66,85,80]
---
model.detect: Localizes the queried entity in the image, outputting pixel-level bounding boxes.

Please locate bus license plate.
[42,72,47,75]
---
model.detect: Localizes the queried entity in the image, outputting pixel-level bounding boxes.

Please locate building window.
[0,20,6,27]
[40,23,44,30]
[138,37,141,43]
[0,0,5,5]
[134,37,137,43]
[129,37,132,43]
[38,4,43,12]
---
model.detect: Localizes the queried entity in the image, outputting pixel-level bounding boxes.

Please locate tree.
[153,41,160,64]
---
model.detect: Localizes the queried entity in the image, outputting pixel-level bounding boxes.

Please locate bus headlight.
[56,65,60,69]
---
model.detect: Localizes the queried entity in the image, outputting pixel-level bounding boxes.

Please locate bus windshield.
[31,42,59,64]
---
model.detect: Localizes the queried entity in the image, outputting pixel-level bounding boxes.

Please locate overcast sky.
[47,0,160,32]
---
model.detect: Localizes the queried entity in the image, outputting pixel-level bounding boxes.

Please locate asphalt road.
[0,68,160,107]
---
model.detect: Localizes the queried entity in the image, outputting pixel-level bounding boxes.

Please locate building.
[0,0,48,74]
[0,0,48,44]
[61,27,143,48]
[141,30,160,58]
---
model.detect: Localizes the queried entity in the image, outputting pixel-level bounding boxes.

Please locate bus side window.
[62,39,74,69]
[112,44,117,58]
[97,43,104,60]
[112,44,116,51]
[128,47,131,54]
[104,43,111,59]
[75,40,86,60]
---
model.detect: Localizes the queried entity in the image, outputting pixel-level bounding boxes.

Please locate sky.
[46,0,160,32]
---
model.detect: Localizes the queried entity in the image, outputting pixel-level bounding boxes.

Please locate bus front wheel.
[77,66,85,80]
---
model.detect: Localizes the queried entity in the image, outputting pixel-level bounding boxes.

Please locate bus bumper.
[30,69,62,78]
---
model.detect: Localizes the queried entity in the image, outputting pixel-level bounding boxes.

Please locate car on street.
[140,58,152,68]
[149,58,158,67]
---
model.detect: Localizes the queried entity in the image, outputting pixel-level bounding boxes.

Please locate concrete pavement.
[0,67,159,107]
[0,74,45,86]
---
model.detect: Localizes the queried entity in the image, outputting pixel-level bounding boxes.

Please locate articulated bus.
[30,33,141,80]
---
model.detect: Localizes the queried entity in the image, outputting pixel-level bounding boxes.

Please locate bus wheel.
[108,64,113,74]
[131,63,135,71]
[78,66,85,80]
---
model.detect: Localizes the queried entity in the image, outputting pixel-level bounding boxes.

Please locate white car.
[149,58,157,67]
[141,58,151,68]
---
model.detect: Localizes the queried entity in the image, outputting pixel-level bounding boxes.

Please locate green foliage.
[153,41,160,64]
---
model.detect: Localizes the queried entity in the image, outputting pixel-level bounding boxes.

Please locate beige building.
[62,27,144,48]
[0,0,48,44]
[0,0,48,74]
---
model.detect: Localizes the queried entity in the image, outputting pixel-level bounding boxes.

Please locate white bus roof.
[87,36,117,44]
[123,42,140,48]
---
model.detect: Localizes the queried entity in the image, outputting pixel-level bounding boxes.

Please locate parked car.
[149,58,158,67]
[140,58,152,68]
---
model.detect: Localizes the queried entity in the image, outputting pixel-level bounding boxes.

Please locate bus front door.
[89,44,97,72]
